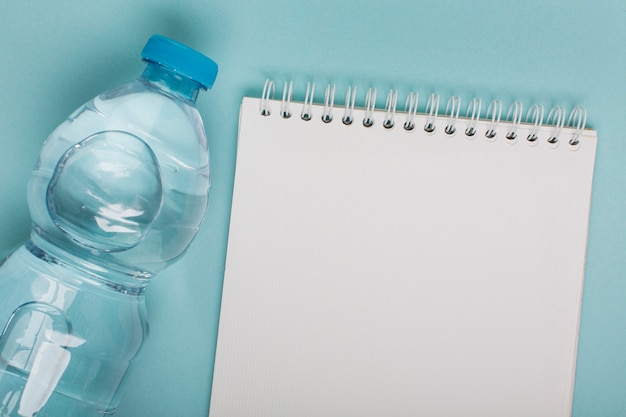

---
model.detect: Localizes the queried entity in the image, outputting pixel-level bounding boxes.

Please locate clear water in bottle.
[0,35,218,416]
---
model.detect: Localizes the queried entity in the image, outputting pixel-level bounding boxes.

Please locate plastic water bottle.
[0,35,217,416]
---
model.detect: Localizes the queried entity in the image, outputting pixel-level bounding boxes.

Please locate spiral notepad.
[210,81,598,417]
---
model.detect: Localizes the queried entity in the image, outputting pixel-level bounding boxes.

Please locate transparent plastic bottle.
[0,35,218,416]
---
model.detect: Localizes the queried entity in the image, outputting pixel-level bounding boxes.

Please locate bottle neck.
[140,62,202,103]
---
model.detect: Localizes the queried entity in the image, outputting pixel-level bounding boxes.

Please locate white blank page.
[209,97,597,417]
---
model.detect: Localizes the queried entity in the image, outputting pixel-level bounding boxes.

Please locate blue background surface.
[0,1,624,416]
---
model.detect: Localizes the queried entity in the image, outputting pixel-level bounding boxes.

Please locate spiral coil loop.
[383,89,398,129]
[465,98,482,138]
[403,92,419,131]
[546,106,566,147]
[342,85,357,125]
[280,81,293,118]
[322,84,336,123]
[567,106,587,148]
[301,82,315,121]
[525,104,544,145]
[444,96,461,135]
[260,79,275,116]
[505,102,523,143]
[257,81,590,149]
[363,88,377,127]
[424,93,440,134]
[485,100,502,141]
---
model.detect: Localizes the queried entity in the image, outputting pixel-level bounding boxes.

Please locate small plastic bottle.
[0,35,217,416]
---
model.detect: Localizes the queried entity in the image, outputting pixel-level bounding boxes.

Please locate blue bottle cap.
[141,35,218,90]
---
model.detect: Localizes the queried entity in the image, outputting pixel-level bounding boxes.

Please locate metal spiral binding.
[465,98,482,138]
[525,104,544,145]
[363,88,377,127]
[257,80,589,150]
[322,84,336,123]
[568,106,587,149]
[485,100,502,141]
[444,96,461,135]
[424,93,440,134]
[403,92,419,131]
[260,79,275,116]
[342,86,357,125]
[280,81,293,118]
[546,106,566,147]
[301,82,315,121]
[383,90,398,129]
[505,102,523,143]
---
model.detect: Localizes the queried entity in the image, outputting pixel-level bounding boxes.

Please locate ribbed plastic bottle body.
[0,248,147,417]
[0,66,211,416]
[27,74,210,280]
